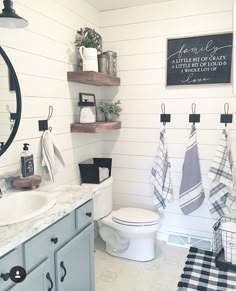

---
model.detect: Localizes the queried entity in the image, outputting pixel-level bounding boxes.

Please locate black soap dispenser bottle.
[21,143,34,178]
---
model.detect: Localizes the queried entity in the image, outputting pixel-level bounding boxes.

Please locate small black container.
[79,158,112,184]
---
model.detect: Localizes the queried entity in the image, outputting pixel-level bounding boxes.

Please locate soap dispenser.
[21,143,34,178]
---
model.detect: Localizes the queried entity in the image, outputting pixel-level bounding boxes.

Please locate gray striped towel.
[208,129,236,216]
[179,125,205,215]
[150,127,174,209]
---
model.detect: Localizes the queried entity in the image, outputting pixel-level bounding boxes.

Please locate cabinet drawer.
[24,212,75,271]
[0,247,23,290]
[76,200,93,232]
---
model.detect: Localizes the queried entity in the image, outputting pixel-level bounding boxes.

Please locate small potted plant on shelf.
[98,100,122,122]
[75,27,102,72]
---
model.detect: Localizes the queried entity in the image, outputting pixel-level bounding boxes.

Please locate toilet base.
[105,237,156,261]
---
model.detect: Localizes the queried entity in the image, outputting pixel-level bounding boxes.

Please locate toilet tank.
[92,177,113,220]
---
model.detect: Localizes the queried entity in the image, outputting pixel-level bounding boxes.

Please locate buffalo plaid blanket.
[177,247,236,291]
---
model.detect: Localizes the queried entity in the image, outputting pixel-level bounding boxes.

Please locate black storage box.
[79,158,112,184]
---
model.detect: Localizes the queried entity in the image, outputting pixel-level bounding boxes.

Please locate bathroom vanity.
[0,186,95,291]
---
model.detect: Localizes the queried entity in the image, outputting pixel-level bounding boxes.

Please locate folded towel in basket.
[208,129,236,216]
[99,167,109,182]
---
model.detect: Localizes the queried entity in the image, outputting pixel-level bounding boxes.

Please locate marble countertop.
[0,184,97,258]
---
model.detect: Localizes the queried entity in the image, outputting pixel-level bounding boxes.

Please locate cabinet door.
[55,223,94,291]
[8,259,54,291]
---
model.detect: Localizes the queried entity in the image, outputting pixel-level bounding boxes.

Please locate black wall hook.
[220,103,233,127]
[6,105,17,121]
[189,103,200,125]
[160,103,171,125]
[38,106,53,131]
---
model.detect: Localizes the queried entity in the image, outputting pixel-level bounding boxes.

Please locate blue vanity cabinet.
[8,259,53,291]
[55,223,94,291]
[0,199,95,291]
[0,247,23,291]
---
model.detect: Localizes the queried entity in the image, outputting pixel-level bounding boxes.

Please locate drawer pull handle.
[86,212,92,217]
[60,261,67,282]
[51,237,58,244]
[46,272,54,291]
[0,273,9,281]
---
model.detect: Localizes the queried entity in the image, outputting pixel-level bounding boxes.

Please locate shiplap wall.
[100,0,236,241]
[0,0,102,187]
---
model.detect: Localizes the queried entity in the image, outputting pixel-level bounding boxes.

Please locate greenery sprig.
[75,27,102,53]
[98,100,122,121]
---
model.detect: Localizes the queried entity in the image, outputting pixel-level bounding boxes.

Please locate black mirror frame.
[0,46,22,157]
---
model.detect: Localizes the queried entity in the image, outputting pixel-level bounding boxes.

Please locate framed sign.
[167,33,233,86]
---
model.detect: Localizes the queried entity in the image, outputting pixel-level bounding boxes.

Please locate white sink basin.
[0,191,56,226]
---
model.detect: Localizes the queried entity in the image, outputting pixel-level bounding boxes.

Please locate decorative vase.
[79,46,98,72]
[104,113,118,122]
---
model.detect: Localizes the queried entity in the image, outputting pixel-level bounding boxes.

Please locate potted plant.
[98,100,122,122]
[75,27,102,72]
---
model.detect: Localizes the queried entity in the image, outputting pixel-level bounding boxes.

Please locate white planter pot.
[79,46,98,72]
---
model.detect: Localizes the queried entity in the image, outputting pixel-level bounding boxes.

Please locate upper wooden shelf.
[67,71,120,86]
[71,121,121,133]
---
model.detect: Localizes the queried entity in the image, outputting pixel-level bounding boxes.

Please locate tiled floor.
[95,236,188,291]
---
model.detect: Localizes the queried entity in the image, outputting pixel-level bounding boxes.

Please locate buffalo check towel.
[177,247,236,291]
[179,125,205,215]
[150,127,174,209]
[208,129,236,216]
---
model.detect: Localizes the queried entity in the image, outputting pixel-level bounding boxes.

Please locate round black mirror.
[0,46,22,156]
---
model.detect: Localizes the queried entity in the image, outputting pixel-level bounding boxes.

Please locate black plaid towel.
[177,247,236,291]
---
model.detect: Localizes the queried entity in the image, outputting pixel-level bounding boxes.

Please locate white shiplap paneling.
[0,0,102,188]
[100,0,236,241]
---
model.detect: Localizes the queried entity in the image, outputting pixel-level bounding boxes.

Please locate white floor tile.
[95,236,188,291]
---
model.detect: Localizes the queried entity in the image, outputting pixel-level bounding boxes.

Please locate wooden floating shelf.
[71,121,121,133]
[67,71,120,86]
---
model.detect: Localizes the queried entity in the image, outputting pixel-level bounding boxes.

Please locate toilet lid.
[112,208,160,226]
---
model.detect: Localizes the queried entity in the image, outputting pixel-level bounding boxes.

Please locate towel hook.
[6,105,17,122]
[220,103,233,127]
[192,103,196,114]
[161,103,165,114]
[160,103,171,126]
[38,105,54,132]
[189,103,200,125]
[47,106,53,121]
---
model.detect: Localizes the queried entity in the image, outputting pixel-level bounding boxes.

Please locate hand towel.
[42,130,65,182]
[208,129,236,216]
[150,127,174,209]
[179,125,205,214]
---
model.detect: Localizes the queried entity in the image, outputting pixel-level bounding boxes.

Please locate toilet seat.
[112,207,160,226]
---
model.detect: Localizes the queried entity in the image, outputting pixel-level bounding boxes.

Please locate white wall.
[100,0,236,241]
[0,0,102,187]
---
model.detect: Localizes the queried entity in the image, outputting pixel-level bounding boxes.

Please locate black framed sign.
[167,33,233,86]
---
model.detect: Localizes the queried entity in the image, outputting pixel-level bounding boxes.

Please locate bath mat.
[177,247,236,291]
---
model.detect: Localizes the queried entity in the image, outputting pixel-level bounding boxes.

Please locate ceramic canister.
[79,46,98,72]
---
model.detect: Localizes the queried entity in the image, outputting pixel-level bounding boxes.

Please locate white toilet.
[91,177,160,261]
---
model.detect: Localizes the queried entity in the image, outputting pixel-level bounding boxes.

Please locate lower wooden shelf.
[70,121,121,133]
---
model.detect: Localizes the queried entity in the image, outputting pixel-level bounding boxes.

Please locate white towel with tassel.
[42,130,65,182]
[179,125,205,215]
[208,129,236,216]
[150,127,174,209]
